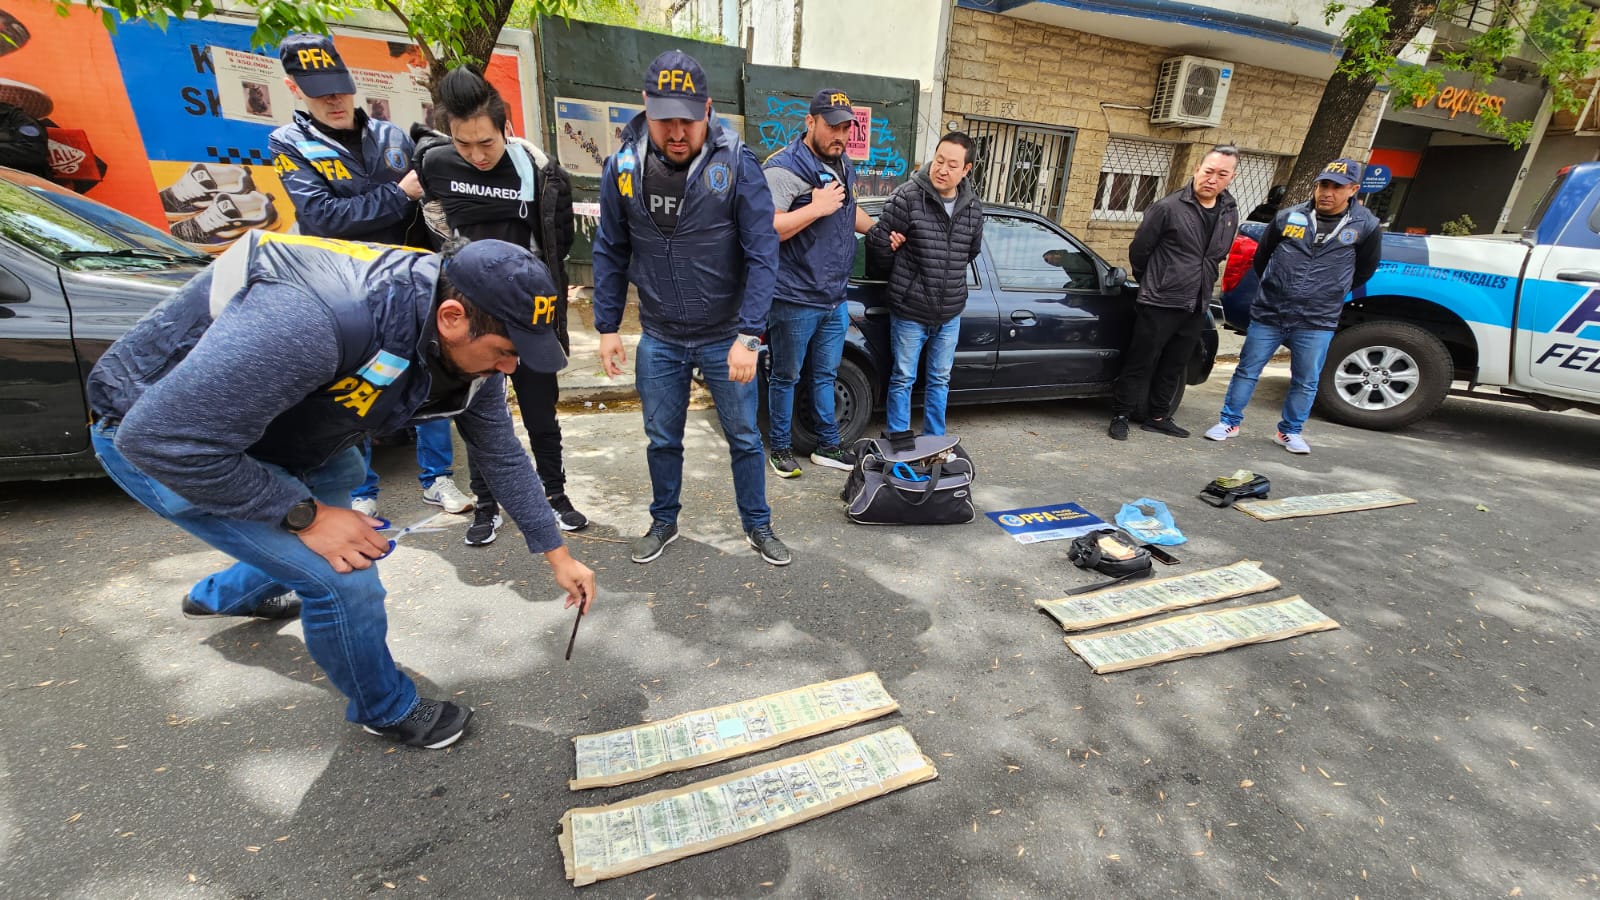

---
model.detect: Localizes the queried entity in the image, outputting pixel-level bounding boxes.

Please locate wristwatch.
[281,499,318,533]
[736,334,762,352]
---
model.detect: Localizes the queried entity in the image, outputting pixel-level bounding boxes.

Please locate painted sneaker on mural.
[159,162,259,221]
[0,9,32,58]
[169,191,278,253]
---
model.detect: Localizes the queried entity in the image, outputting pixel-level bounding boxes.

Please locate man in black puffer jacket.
[865,132,984,436]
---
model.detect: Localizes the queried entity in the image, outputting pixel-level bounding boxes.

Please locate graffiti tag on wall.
[752,96,909,196]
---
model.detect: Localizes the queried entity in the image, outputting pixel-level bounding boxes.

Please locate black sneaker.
[464,502,502,546]
[361,698,473,749]
[547,493,589,532]
[1107,416,1130,441]
[746,525,792,566]
[631,520,679,564]
[181,593,301,620]
[1140,417,1191,438]
[809,445,857,471]
[768,449,802,478]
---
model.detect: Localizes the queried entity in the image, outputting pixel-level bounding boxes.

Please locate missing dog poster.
[350,67,432,131]
[211,46,295,126]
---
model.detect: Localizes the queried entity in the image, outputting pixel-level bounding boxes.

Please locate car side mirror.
[0,266,29,304]
[1105,266,1128,290]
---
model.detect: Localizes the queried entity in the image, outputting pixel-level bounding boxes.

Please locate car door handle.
[1010,311,1037,326]
[1557,269,1600,283]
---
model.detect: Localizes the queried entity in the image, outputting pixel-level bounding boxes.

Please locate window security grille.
[1230,151,1281,217]
[1092,138,1174,222]
[960,117,1076,220]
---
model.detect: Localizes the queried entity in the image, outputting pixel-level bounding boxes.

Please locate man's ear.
[436,297,468,337]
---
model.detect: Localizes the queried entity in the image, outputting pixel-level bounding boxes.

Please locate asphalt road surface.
[4,367,1598,898]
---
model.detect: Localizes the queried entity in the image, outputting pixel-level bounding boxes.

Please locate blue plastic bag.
[1115,498,1186,545]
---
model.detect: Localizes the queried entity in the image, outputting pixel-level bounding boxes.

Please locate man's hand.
[888,231,906,251]
[812,181,846,217]
[728,339,759,383]
[546,546,596,613]
[398,170,423,200]
[598,332,628,377]
[297,503,390,573]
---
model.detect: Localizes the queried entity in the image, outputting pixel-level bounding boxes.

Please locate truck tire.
[790,356,874,454]
[1315,321,1452,430]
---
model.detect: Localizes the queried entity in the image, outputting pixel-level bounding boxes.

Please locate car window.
[850,213,980,287]
[0,177,201,270]
[984,215,1099,291]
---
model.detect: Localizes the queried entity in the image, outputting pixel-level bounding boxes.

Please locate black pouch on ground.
[840,434,975,525]
[1064,528,1153,594]
[1199,470,1271,508]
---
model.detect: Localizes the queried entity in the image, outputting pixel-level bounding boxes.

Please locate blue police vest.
[1255,200,1381,330]
[765,134,857,309]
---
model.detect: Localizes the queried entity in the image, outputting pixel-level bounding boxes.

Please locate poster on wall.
[212,46,295,126]
[847,106,871,161]
[0,0,525,252]
[554,98,608,177]
[607,102,644,156]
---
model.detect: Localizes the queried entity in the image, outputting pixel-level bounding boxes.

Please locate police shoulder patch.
[384,147,407,171]
[295,140,338,161]
[1338,227,1358,245]
[706,161,731,194]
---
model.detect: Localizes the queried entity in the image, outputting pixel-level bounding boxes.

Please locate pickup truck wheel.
[1314,321,1452,430]
[790,356,874,454]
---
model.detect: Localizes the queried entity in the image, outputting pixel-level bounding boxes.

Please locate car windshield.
[0,175,207,271]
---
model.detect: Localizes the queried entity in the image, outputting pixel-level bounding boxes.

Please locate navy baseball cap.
[444,240,568,374]
[643,50,709,121]
[279,33,356,97]
[810,88,855,126]
[1318,158,1363,186]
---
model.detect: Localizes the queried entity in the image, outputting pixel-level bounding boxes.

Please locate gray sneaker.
[746,525,792,566]
[631,520,679,564]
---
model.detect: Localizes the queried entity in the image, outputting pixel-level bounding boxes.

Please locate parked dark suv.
[0,167,208,481]
[771,201,1219,451]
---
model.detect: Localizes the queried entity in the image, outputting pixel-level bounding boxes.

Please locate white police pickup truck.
[1312,161,1600,429]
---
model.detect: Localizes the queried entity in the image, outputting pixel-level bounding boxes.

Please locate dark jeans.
[1112,304,1206,420]
[470,367,564,505]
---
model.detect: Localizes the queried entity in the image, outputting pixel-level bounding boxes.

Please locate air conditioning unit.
[1150,56,1233,127]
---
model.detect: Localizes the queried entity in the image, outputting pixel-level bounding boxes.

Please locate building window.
[1230,152,1282,218]
[1093,138,1174,222]
[962,117,1077,221]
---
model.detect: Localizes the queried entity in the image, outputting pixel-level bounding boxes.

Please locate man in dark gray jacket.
[865,132,984,436]
[86,234,596,751]
[1108,145,1239,441]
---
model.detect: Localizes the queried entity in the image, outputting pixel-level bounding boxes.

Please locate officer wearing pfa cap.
[761,87,878,479]
[268,33,423,245]
[85,234,597,750]
[591,50,789,567]
[1203,157,1383,454]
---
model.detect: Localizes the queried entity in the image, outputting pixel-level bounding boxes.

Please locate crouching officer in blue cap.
[85,233,597,750]
[592,50,788,566]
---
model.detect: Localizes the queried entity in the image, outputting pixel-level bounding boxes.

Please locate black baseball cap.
[810,88,855,126]
[279,33,356,98]
[643,50,709,121]
[1318,157,1364,186]
[444,240,568,374]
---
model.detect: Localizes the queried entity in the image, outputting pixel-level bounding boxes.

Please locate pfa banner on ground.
[985,502,1106,544]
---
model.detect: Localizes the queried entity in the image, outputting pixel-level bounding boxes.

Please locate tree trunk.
[428,0,517,84]
[1284,0,1438,202]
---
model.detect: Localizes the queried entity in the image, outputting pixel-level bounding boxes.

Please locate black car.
[0,167,209,481]
[773,201,1219,452]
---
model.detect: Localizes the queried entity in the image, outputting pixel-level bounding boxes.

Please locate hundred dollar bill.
[559,726,938,886]
[1036,560,1280,631]
[570,672,899,790]
[1235,488,1415,521]
[1066,595,1340,674]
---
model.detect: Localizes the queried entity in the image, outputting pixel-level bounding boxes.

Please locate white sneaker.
[1275,432,1311,454]
[1203,422,1240,441]
[352,497,379,517]
[422,476,474,513]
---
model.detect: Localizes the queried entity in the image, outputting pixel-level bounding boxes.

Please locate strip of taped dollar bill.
[1066,595,1341,674]
[1036,560,1281,632]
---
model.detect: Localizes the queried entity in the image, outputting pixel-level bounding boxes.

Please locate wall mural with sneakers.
[0,0,525,255]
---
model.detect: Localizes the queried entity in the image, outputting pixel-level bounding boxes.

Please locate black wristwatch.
[736,334,762,352]
[281,499,318,533]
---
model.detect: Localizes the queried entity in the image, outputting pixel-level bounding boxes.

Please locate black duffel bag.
[840,432,975,525]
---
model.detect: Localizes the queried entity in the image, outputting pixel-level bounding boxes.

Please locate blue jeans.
[92,423,417,727]
[1220,323,1336,435]
[887,315,961,435]
[635,333,770,531]
[766,300,848,449]
[351,419,454,501]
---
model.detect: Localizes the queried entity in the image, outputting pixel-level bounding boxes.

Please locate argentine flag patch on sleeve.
[357,350,410,386]
[295,140,339,161]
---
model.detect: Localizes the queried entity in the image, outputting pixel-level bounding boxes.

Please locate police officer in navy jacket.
[591,50,789,567]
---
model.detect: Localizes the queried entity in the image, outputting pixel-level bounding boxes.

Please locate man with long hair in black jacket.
[413,65,589,544]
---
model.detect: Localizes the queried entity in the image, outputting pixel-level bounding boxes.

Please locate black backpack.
[0,102,50,179]
[1199,471,1271,508]
[1065,528,1153,594]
